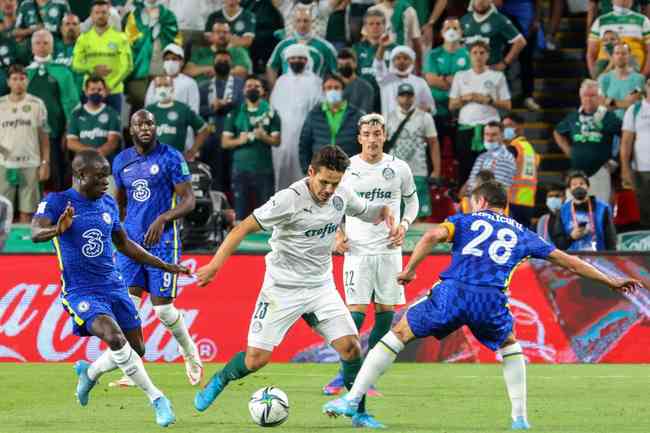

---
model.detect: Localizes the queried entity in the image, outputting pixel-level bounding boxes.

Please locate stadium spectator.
[72,0,132,114]
[550,171,617,251]
[386,82,439,219]
[337,48,375,114]
[554,79,622,204]
[374,38,435,118]
[198,49,245,192]
[277,0,332,40]
[53,13,83,92]
[0,22,19,96]
[324,0,354,50]
[0,193,12,249]
[299,74,363,173]
[449,40,511,187]
[124,0,181,111]
[242,0,284,73]
[423,17,470,153]
[184,21,252,87]
[502,112,539,228]
[0,65,50,223]
[537,182,565,243]
[352,8,395,112]
[592,30,635,76]
[163,0,221,46]
[461,0,527,80]
[204,0,256,50]
[599,43,645,120]
[267,7,337,85]
[0,0,18,37]
[222,75,280,222]
[587,0,650,79]
[146,75,208,160]
[80,0,121,33]
[621,77,650,228]
[417,0,447,49]
[587,0,650,31]
[368,0,423,69]
[270,43,322,190]
[461,121,517,201]
[545,0,563,50]
[15,0,70,42]
[27,29,79,191]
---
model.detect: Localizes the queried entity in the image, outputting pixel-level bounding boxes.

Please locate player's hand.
[374,205,395,228]
[163,263,191,275]
[56,202,75,235]
[389,223,406,248]
[334,230,349,254]
[609,277,642,294]
[379,32,392,47]
[196,264,218,287]
[397,269,416,285]
[38,163,50,182]
[570,226,588,240]
[144,216,166,247]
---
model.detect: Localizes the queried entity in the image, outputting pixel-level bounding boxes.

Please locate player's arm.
[111,227,189,274]
[546,249,641,293]
[196,215,262,286]
[115,187,127,221]
[31,202,74,243]
[143,181,196,247]
[398,225,450,284]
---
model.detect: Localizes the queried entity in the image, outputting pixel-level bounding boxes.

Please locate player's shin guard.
[87,350,118,381]
[217,351,252,385]
[368,311,394,350]
[499,342,527,422]
[111,342,163,403]
[349,331,404,401]
[153,304,197,358]
[341,357,366,413]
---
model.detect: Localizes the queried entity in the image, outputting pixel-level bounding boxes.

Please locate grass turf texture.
[1,363,648,433]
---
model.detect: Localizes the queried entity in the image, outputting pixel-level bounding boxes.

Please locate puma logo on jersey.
[304,223,338,239]
[357,188,392,201]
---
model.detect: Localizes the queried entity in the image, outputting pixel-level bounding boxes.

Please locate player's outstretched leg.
[74,350,119,406]
[499,338,529,430]
[323,311,365,396]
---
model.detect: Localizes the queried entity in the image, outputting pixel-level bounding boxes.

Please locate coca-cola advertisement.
[1,254,649,363]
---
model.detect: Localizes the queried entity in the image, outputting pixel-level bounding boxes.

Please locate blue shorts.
[406,279,513,351]
[61,288,141,337]
[117,248,179,298]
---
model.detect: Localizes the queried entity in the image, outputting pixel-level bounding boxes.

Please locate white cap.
[163,43,184,59]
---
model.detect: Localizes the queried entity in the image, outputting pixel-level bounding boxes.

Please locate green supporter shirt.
[555,109,622,177]
[16,0,70,39]
[596,0,649,14]
[460,9,521,65]
[146,101,206,152]
[189,46,252,87]
[223,101,280,174]
[423,45,471,117]
[27,71,65,137]
[53,39,84,93]
[410,0,433,25]
[67,104,121,152]
[268,36,337,77]
[204,8,256,37]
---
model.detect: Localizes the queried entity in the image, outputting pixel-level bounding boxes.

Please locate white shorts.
[343,254,405,306]
[247,279,358,351]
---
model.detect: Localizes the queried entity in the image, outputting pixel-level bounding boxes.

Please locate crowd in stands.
[1,0,650,252]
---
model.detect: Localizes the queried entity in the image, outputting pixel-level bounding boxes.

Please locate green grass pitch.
[1,363,648,433]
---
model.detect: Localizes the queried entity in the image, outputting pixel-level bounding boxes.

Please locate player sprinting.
[31,150,189,427]
[323,180,641,430]
[194,146,399,428]
[110,109,203,387]
[322,113,419,397]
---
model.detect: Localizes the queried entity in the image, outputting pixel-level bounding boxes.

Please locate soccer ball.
[248,386,290,427]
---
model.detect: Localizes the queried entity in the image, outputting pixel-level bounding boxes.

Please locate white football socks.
[110,342,163,402]
[153,304,197,358]
[87,350,117,381]
[500,342,527,421]
[348,331,405,401]
[129,293,142,308]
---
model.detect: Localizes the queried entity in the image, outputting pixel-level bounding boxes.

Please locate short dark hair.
[85,75,107,90]
[71,149,108,175]
[311,146,350,173]
[566,170,590,188]
[469,39,490,52]
[91,0,110,9]
[476,169,496,185]
[545,181,565,193]
[485,120,503,131]
[245,74,268,93]
[323,73,345,89]
[502,112,524,125]
[337,48,357,61]
[7,64,26,78]
[471,180,508,209]
[213,49,231,60]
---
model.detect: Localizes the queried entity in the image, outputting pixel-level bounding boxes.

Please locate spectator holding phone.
[599,42,645,120]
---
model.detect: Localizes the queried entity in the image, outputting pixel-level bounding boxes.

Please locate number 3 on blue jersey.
[461,220,518,265]
[81,229,104,258]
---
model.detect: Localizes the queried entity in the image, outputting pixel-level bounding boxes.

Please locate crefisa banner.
[1,254,649,363]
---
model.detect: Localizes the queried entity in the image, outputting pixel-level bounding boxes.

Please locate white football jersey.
[253,178,369,289]
[342,154,416,255]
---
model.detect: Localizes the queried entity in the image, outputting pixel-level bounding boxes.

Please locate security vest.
[508,136,539,207]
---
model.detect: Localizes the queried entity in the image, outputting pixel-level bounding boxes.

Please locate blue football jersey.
[439,210,556,289]
[34,189,124,293]
[112,142,191,250]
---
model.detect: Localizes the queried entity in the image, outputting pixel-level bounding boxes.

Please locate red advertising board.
[1,254,649,363]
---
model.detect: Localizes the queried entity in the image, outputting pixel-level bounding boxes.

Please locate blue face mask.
[503,127,516,141]
[88,93,104,105]
[325,89,342,105]
[546,196,563,212]
[484,141,500,152]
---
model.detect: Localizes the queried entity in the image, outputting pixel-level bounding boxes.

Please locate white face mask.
[484,141,500,152]
[546,197,563,212]
[325,89,342,104]
[163,60,181,76]
[155,86,173,102]
[443,28,461,43]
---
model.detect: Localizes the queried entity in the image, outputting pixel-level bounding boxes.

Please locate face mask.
[546,197,563,212]
[338,65,354,78]
[484,141,500,152]
[604,42,615,56]
[613,5,629,14]
[325,89,342,105]
[214,62,231,76]
[289,61,306,74]
[246,89,261,103]
[87,93,104,105]
[503,127,516,141]
[572,186,588,201]
[155,86,173,101]
[163,60,181,76]
[443,28,460,43]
